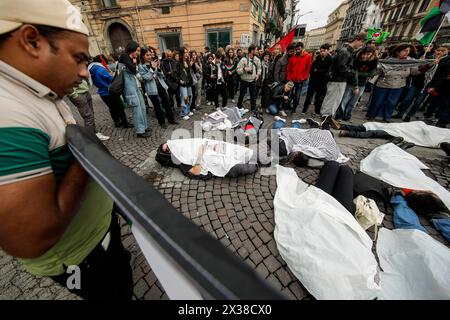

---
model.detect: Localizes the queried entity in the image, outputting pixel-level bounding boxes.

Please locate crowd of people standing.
[70,34,450,142]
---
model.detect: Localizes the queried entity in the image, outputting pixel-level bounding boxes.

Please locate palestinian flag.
[367,28,390,44]
[416,0,450,45]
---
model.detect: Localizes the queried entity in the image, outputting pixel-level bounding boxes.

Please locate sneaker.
[207,101,211,106]
[280,110,288,117]
[188,112,194,116]
[122,123,134,128]
[96,132,110,141]
[265,108,270,114]
[293,119,307,124]
[306,118,320,128]
[182,115,190,120]
[274,116,286,122]
[320,115,332,129]
[231,99,235,103]
[216,107,221,111]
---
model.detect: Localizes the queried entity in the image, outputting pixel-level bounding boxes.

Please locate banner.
[269,28,295,52]
[367,28,390,44]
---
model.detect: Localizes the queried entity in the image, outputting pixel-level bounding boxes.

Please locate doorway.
[109,23,132,55]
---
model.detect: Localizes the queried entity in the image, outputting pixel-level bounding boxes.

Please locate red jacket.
[287,52,312,83]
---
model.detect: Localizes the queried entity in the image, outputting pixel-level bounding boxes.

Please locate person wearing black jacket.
[320,34,365,118]
[426,44,450,127]
[303,43,333,114]
[267,81,294,115]
[161,49,181,111]
[175,52,194,120]
[205,52,228,109]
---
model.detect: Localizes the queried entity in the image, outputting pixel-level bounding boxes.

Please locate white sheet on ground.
[274,166,380,300]
[360,143,450,211]
[167,138,253,177]
[363,121,450,148]
[377,228,450,300]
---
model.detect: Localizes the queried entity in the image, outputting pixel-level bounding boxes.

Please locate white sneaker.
[274,116,286,122]
[216,107,221,111]
[188,112,194,116]
[96,132,110,141]
[207,101,211,106]
[280,111,288,117]
[231,99,235,103]
[183,115,190,120]
[292,119,307,124]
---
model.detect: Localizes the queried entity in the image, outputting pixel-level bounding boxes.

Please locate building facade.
[324,0,350,50]
[340,0,372,44]
[378,0,443,44]
[71,0,287,57]
[304,27,326,50]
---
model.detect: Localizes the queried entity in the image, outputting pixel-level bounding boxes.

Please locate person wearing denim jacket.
[118,41,150,138]
[138,47,177,128]
[174,52,194,120]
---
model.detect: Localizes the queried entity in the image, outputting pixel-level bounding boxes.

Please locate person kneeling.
[267,81,294,116]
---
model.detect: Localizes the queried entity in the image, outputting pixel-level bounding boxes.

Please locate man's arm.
[0,161,89,259]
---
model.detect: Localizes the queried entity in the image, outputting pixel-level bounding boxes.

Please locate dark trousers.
[303,80,327,114]
[291,81,304,113]
[315,161,354,213]
[69,92,96,134]
[168,87,181,110]
[100,95,129,126]
[341,124,393,139]
[226,76,236,100]
[237,80,257,111]
[436,93,450,127]
[51,214,133,300]
[213,83,228,108]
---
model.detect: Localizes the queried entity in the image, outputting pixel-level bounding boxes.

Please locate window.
[206,29,231,54]
[102,0,117,8]
[161,6,170,14]
[419,0,431,13]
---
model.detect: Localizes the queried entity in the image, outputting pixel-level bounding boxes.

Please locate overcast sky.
[294,0,346,31]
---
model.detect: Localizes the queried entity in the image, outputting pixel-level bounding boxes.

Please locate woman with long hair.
[190,50,203,110]
[175,52,194,120]
[139,47,178,128]
[118,41,150,138]
[224,47,238,103]
[366,44,423,122]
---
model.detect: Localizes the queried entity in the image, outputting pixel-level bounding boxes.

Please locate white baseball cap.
[0,0,89,36]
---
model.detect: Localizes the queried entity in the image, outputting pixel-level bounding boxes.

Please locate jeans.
[131,92,148,134]
[272,119,302,130]
[366,86,404,120]
[237,80,257,111]
[391,195,428,233]
[340,124,393,139]
[395,85,423,117]
[180,86,192,117]
[69,92,96,133]
[315,161,354,213]
[51,214,133,300]
[336,84,366,121]
[292,81,305,113]
[268,100,290,115]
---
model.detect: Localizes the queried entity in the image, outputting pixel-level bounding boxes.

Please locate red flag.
[269,28,296,52]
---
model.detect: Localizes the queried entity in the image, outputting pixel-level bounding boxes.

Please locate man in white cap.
[0,0,133,300]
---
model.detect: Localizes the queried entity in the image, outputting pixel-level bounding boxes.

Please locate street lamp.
[294,11,313,27]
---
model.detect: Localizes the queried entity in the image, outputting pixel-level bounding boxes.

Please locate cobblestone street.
[1,92,449,300]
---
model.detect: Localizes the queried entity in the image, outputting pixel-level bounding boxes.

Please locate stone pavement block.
[258,245,271,258]
[249,251,263,266]
[263,255,282,273]
[144,285,163,300]
[259,230,272,244]
[281,288,297,300]
[289,282,309,300]
[246,228,257,239]
[238,247,249,259]
[262,221,274,233]
[275,268,293,287]
[255,263,269,279]
[266,274,282,292]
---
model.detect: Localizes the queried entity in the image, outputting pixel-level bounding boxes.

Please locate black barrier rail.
[67,125,284,300]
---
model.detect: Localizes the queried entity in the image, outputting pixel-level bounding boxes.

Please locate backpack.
[108,63,124,96]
